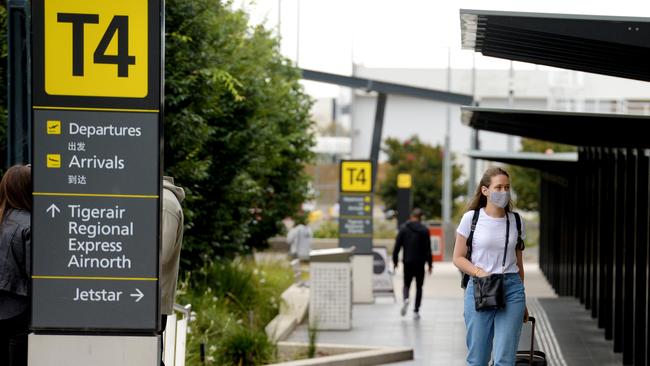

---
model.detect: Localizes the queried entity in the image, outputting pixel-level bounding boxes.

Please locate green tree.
[0,2,312,269]
[378,136,465,219]
[164,0,314,269]
[509,139,576,211]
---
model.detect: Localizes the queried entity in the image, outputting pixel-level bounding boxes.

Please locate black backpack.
[460,209,524,289]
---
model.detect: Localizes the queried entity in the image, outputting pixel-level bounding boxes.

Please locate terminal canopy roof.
[460,9,650,82]
[467,150,577,171]
[462,107,650,148]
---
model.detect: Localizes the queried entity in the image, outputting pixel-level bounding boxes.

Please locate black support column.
[537,146,650,363]
[7,0,31,167]
[599,148,614,338]
[613,149,627,354]
[633,149,649,366]
[622,149,638,364]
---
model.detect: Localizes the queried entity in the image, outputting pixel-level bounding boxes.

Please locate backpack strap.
[466,209,481,258]
[513,212,525,250]
[461,209,481,289]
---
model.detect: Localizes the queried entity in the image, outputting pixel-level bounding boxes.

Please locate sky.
[235,0,650,96]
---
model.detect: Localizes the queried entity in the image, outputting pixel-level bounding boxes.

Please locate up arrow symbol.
[46,204,60,218]
[130,288,144,303]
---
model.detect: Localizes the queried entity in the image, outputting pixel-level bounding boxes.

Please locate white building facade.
[311,65,650,179]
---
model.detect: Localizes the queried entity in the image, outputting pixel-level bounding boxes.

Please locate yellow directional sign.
[31,0,163,333]
[397,173,412,189]
[44,0,148,98]
[340,161,373,192]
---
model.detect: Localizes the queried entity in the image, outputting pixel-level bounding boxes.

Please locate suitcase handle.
[527,316,536,365]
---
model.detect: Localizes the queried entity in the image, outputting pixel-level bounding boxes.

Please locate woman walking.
[0,165,32,366]
[453,167,528,366]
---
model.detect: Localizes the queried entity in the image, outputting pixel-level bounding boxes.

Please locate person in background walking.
[453,167,528,366]
[286,214,313,261]
[393,208,432,320]
[0,165,32,366]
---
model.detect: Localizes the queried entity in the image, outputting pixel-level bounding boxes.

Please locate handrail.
[163,303,192,366]
[173,303,192,319]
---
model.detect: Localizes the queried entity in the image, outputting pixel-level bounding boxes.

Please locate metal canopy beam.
[466,150,577,171]
[462,107,650,148]
[460,9,650,82]
[301,69,473,105]
[370,93,387,183]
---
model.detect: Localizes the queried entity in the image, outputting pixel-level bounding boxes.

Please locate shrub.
[178,258,293,365]
[374,219,397,239]
[216,326,275,365]
[312,219,398,239]
[313,220,338,238]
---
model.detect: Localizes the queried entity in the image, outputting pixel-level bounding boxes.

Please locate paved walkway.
[287,257,623,365]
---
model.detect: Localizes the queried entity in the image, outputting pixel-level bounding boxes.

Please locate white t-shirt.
[457,208,526,274]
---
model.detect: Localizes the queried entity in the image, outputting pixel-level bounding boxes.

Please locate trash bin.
[428,222,445,262]
[309,247,354,330]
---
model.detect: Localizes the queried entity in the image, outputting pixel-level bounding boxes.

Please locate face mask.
[489,191,510,208]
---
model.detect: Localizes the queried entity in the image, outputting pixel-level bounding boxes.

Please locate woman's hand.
[523,306,529,323]
[474,268,490,278]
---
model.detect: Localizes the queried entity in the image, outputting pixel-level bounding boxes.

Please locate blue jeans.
[464,273,525,366]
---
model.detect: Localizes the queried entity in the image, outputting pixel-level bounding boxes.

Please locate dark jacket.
[393,220,432,268]
[0,209,31,296]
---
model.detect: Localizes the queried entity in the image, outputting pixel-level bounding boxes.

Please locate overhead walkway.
[460,9,650,82]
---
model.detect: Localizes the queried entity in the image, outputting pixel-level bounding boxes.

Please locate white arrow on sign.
[46,204,60,218]
[130,288,144,303]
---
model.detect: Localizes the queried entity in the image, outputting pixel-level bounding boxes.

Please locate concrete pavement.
[287,255,623,365]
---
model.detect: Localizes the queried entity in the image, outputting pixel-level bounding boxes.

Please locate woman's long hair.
[0,165,32,223]
[466,167,512,212]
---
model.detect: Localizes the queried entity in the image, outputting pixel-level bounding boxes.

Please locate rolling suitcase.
[515,316,547,365]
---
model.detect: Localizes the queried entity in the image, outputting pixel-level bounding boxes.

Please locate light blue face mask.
[489,191,511,208]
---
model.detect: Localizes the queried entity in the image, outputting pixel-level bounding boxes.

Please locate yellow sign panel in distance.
[397,173,412,189]
[44,0,148,98]
[341,161,373,192]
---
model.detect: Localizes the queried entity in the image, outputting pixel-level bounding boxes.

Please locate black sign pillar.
[339,160,373,254]
[30,0,163,334]
[339,159,375,303]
